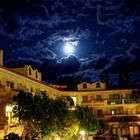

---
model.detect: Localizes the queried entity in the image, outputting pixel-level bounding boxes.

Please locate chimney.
[0,49,3,66]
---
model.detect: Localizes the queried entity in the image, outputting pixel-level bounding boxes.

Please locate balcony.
[92,99,106,106]
[107,99,140,105]
[107,99,122,105]
[96,111,140,117]
[81,99,106,106]
[82,98,140,107]
[124,99,140,104]
[82,100,92,106]
[94,111,140,121]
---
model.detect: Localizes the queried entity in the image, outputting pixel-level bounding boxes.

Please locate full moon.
[63,42,75,54]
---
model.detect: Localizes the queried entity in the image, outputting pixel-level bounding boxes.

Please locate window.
[7,81,14,89]
[70,101,74,106]
[83,83,87,89]
[36,71,38,78]
[97,110,103,115]
[126,94,131,99]
[112,127,122,137]
[30,88,33,92]
[109,94,120,99]
[29,67,32,75]
[111,109,121,115]
[96,95,102,100]
[129,125,139,136]
[82,96,88,102]
[96,82,100,88]
[67,97,74,106]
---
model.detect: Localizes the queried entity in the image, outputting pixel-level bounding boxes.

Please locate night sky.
[0,0,140,85]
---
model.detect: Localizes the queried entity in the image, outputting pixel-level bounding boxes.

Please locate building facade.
[0,49,140,138]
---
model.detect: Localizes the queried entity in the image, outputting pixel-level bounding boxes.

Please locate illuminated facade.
[0,49,140,138]
[0,50,61,130]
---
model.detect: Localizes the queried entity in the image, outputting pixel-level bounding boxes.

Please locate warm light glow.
[63,42,75,54]
[6,105,13,112]
[80,130,85,140]
[80,130,85,135]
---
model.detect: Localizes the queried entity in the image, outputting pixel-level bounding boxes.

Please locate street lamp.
[80,130,85,140]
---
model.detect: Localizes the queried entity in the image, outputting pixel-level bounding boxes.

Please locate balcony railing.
[124,99,140,104]
[107,99,122,105]
[94,111,140,117]
[82,99,107,106]
[107,99,140,105]
[82,100,92,106]
[81,99,140,106]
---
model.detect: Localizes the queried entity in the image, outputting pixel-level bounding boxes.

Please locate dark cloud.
[0,0,140,84]
[40,55,80,83]
[80,54,109,70]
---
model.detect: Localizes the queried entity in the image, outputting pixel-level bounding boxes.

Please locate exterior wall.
[0,65,61,129]
[0,50,3,66]
[60,89,133,106]
[0,88,8,129]
[0,49,140,138]
[0,66,60,99]
[0,64,140,137]
[11,67,28,77]
[60,89,140,137]
[11,65,42,81]
[0,103,7,129]
[77,82,106,91]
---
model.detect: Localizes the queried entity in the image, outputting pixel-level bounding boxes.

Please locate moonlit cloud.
[0,0,140,84]
[47,27,90,45]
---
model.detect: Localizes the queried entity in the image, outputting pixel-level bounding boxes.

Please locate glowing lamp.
[80,130,85,135]
[6,105,13,112]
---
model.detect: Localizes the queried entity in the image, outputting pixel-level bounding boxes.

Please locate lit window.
[129,125,139,136]
[111,109,121,115]
[111,110,115,115]
[83,83,87,89]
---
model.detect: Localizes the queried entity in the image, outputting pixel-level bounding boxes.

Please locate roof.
[0,65,59,91]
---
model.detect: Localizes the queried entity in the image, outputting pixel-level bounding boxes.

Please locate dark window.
[109,94,120,99]
[30,88,33,92]
[83,83,87,88]
[7,81,14,89]
[29,68,31,75]
[36,71,38,78]
[96,95,102,100]
[126,94,131,99]
[82,96,88,102]
[96,82,100,88]
[67,97,74,106]
[97,110,103,115]
[70,101,74,106]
